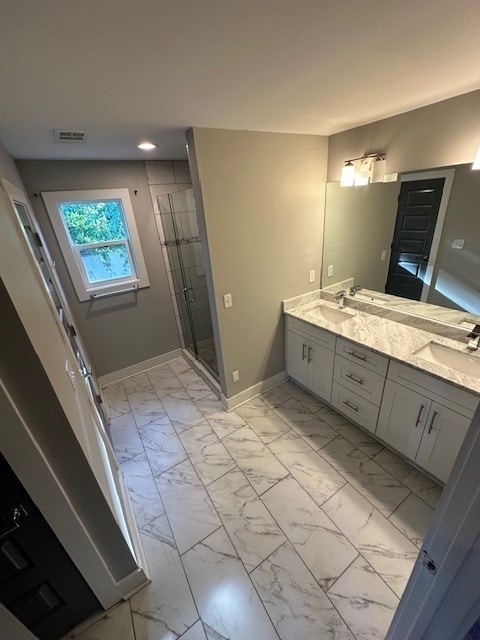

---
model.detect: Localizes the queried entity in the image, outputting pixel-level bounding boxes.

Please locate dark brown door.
[0,455,100,639]
[385,178,445,300]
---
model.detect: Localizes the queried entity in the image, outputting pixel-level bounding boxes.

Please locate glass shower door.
[158,189,218,377]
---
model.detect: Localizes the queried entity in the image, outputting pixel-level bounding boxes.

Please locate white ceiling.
[1,0,480,160]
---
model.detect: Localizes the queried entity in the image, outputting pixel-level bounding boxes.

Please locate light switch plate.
[327,265,334,278]
[309,269,316,283]
[452,239,465,249]
[232,370,240,382]
[223,293,233,308]
[381,250,387,261]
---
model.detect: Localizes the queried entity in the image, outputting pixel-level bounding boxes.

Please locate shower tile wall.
[145,161,216,363]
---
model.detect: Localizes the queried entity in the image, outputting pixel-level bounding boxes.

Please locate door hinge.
[421,550,438,574]
[96,394,103,405]
[34,232,43,247]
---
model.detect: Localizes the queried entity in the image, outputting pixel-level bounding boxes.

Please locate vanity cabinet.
[285,318,335,402]
[285,314,479,484]
[377,362,477,482]
[377,380,432,460]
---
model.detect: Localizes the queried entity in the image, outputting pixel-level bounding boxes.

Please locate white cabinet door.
[377,380,432,460]
[286,330,309,387]
[307,339,334,403]
[416,402,472,483]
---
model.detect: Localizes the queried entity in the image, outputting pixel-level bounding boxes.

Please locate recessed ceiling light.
[138,142,156,150]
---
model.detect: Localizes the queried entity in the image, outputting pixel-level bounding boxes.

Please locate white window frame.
[42,188,149,301]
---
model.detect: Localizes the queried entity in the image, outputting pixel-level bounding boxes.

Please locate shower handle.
[183,287,196,303]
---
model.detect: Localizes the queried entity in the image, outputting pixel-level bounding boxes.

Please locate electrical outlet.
[381,250,387,261]
[327,265,334,278]
[452,239,465,249]
[232,370,240,382]
[223,293,233,308]
[309,269,316,283]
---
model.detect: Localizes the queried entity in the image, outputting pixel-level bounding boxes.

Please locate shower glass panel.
[158,188,218,377]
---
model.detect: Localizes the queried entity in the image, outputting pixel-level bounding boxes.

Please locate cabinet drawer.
[336,338,389,376]
[331,381,380,434]
[334,355,386,406]
[388,361,479,417]
[286,316,336,351]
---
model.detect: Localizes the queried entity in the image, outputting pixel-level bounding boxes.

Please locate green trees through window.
[59,200,133,283]
[59,200,127,245]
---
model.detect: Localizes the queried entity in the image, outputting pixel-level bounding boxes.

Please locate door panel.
[416,402,471,483]
[286,331,309,387]
[386,178,445,300]
[0,455,100,639]
[307,339,334,402]
[377,380,431,460]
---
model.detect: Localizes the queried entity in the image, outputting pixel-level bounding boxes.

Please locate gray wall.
[189,128,328,398]
[322,182,400,291]
[328,90,480,181]
[0,141,24,188]
[16,160,180,376]
[428,164,480,313]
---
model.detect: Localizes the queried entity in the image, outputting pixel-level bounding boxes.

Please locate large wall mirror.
[322,163,480,328]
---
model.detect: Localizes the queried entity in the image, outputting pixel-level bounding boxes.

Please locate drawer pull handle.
[415,404,425,427]
[308,346,312,363]
[428,411,438,434]
[345,373,364,385]
[343,399,359,413]
[348,350,367,362]
[302,343,307,360]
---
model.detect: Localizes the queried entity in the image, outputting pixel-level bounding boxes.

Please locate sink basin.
[414,342,480,379]
[306,305,353,325]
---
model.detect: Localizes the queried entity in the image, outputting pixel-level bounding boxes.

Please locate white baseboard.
[221,370,288,411]
[99,349,183,387]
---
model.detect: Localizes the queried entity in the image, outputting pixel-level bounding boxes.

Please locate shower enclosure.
[157,188,218,377]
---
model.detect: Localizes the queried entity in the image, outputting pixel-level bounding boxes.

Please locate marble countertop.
[284,295,480,397]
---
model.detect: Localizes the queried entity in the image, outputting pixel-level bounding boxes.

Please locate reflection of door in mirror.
[322,162,480,328]
[386,178,445,300]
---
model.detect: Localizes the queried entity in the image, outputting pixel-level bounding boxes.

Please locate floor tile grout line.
[113,366,431,640]
[128,598,138,640]
[313,444,412,519]
[264,412,425,528]
[321,552,379,640]
[351,551,403,604]
[372,449,442,510]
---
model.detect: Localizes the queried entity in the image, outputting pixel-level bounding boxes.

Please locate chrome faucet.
[466,325,480,351]
[334,290,347,309]
[349,286,363,297]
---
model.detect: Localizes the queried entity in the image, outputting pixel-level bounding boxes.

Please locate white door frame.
[387,403,480,639]
[0,178,148,608]
[400,168,455,302]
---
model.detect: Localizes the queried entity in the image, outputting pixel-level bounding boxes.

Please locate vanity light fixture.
[138,142,157,150]
[472,144,480,170]
[340,153,386,187]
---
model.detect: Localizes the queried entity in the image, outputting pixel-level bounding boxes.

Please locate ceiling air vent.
[53,129,87,143]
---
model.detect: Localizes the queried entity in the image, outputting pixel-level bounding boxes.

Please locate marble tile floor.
[65,357,442,640]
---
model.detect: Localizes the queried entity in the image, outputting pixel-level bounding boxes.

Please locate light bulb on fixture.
[472,144,480,170]
[138,142,157,150]
[371,155,387,183]
[340,161,355,187]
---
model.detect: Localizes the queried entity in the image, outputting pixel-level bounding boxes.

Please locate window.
[42,189,149,301]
